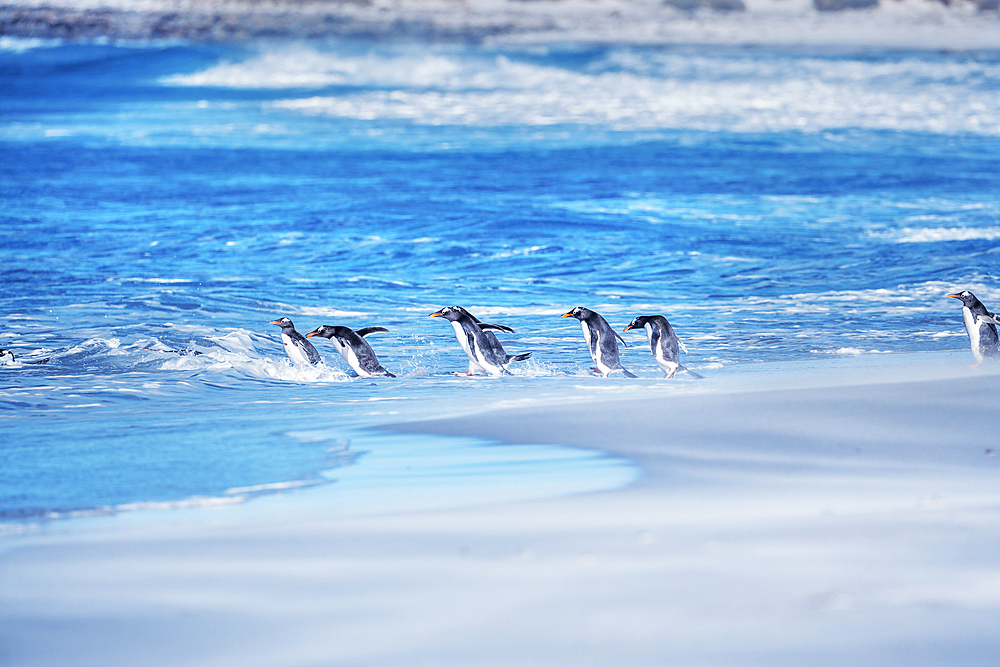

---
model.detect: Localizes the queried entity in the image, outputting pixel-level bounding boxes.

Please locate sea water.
[1,35,999,523]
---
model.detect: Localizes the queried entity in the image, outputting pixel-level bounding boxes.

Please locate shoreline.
[384,353,1000,489]
[2,353,1000,665]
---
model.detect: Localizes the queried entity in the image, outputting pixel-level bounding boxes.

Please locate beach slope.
[2,362,1000,666]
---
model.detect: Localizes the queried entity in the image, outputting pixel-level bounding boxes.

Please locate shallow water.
[2,36,999,522]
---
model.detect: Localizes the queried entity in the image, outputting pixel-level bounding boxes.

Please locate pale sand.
[2,356,1000,666]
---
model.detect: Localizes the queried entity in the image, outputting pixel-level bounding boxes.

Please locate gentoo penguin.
[306,325,395,378]
[269,317,321,366]
[561,307,636,378]
[948,291,1000,363]
[624,315,702,379]
[429,306,530,376]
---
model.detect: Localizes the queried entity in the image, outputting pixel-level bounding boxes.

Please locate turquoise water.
[2,38,999,520]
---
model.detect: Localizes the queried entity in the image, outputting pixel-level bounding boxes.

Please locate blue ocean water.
[1,36,999,523]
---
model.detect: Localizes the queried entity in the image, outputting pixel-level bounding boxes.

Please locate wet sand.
[2,355,999,666]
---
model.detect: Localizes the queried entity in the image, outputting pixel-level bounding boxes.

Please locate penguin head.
[561,307,592,321]
[269,317,296,330]
[948,291,980,308]
[0,349,14,364]
[624,316,652,332]
[429,306,467,322]
[306,325,338,339]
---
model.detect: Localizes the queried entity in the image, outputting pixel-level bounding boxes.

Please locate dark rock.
[664,0,746,10]
[814,0,878,10]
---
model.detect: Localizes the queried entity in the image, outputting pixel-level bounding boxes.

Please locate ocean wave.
[880,227,1000,243]
[249,51,997,134]
[155,329,354,383]
[0,36,61,53]
[810,347,893,355]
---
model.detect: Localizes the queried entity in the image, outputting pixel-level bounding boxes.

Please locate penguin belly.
[450,320,486,374]
[962,307,1000,363]
[580,320,597,366]
[338,344,366,377]
[646,323,679,378]
[281,333,314,366]
[654,354,680,378]
[581,321,613,376]
[333,342,358,369]
[471,335,506,376]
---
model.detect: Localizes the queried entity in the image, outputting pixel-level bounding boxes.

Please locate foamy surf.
[160,42,1000,136]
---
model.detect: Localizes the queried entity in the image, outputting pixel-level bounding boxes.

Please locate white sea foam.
[156,329,353,383]
[0,37,61,53]
[885,227,1000,243]
[162,40,1000,136]
[225,479,325,495]
[811,347,892,355]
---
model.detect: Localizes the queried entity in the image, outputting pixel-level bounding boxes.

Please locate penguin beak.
[429,312,441,318]
[268,319,281,325]
[623,324,634,332]
[947,294,960,299]
[305,330,319,338]
[560,312,573,318]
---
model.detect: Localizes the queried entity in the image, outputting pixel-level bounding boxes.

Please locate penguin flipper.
[479,323,515,334]
[356,327,389,337]
[507,352,531,363]
[980,313,1000,326]
[621,368,638,378]
[614,332,628,347]
[680,365,703,379]
[28,357,50,365]
[677,337,690,355]
[305,345,322,365]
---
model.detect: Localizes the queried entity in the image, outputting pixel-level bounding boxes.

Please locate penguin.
[306,325,395,378]
[623,315,702,379]
[269,317,321,366]
[429,306,530,376]
[948,291,1000,364]
[0,349,49,366]
[561,307,636,378]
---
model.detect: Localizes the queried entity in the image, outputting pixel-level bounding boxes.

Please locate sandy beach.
[3,354,999,666]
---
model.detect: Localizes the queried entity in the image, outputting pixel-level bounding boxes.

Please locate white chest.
[342,344,366,376]
[964,307,984,362]
[281,333,310,365]
[581,321,595,359]
[450,321,486,373]
[450,321,474,357]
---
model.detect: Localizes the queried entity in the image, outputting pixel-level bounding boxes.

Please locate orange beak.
[560,312,573,318]
[429,312,441,318]
[305,331,318,338]
[947,294,960,299]
[268,319,281,325]
[623,324,634,332]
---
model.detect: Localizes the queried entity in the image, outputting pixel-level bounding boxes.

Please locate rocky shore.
[1,0,995,43]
